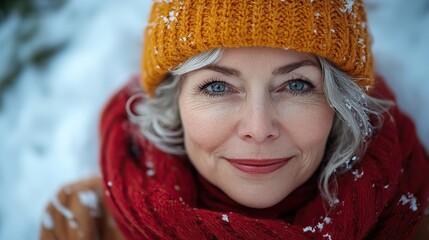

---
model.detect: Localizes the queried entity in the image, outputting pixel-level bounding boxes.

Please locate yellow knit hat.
[142,0,373,96]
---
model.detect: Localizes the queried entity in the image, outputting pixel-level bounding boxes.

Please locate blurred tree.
[0,0,66,103]
[0,0,66,96]
[0,0,65,21]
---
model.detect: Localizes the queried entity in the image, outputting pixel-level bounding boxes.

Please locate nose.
[237,98,280,143]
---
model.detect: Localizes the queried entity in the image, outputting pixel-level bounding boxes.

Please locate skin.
[178,47,335,209]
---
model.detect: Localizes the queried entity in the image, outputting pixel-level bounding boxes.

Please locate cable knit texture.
[100,76,429,239]
[142,0,373,95]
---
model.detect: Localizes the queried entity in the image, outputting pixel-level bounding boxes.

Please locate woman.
[40,0,429,239]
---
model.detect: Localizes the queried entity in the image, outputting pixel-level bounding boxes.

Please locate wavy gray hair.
[128,48,392,205]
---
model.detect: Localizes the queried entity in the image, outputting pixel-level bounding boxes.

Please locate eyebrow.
[201,60,318,77]
[202,65,241,77]
[272,60,318,75]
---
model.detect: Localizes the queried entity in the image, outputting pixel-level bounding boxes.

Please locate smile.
[226,158,292,175]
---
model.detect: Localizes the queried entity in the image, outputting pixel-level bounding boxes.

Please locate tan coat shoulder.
[39,177,124,240]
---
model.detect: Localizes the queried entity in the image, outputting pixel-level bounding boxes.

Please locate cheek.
[278,102,334,186]
[179,98,235,155]
[182,114,217,152]
[282,103,334,155]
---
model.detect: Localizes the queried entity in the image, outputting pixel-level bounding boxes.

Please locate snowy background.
[0,0,428,239]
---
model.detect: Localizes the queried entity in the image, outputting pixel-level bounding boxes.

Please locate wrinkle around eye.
[199,80,240,98]
[181,95,241,113]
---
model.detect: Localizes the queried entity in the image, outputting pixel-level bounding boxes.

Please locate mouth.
[226,158,292,175]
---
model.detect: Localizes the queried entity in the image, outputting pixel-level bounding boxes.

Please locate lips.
[226,158,291,174]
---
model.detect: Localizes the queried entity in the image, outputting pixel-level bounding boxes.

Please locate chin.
[229,189,289,209]
[237,196,283,209]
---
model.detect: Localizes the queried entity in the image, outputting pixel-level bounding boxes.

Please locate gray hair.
[128,48,392,205]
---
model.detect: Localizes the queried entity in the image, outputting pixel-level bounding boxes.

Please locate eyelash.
[280,78,315,96]
[198,78,231,97]
[197,78,316,97]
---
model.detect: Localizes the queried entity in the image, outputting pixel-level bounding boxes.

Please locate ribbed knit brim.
[142,0,373,96]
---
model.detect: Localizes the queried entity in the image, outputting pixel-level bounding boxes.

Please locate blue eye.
[287,80,308,91]
[286,80,313,93]
[208,82,226,92]
[199,80,231,97]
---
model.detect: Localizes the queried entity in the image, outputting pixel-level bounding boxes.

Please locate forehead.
[217,47,319,66]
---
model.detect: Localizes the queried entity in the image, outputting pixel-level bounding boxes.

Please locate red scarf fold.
[100,76,429,239]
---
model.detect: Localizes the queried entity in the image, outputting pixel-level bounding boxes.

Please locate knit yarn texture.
[141,0,373,95]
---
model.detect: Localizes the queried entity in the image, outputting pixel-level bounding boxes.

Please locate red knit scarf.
[100,76,429,239]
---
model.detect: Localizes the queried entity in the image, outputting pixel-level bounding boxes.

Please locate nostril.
[267,134,275,139]
[240,128,279,143]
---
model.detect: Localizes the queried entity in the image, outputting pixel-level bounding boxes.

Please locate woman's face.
[178,47,334,209]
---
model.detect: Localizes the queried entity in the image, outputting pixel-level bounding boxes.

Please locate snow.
[317,222,324,230]
[51,195,75,227]
[160,10,178,29]
[303,226,316,233]
[351,169,364,181]
[308,216,333,233]
[365,0,429,148]
[78,190,100,217]
[222,214,229,222]
[340,0,355,14]
[0,0,149,239]
[399,193,419,212]
[146,169,156,177]
[323,233,333,240]
[324,217,332,224]
[0,0,429,239]
[41,212,54,230]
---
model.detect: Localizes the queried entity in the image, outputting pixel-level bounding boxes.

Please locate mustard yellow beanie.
[142,0,373,95]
